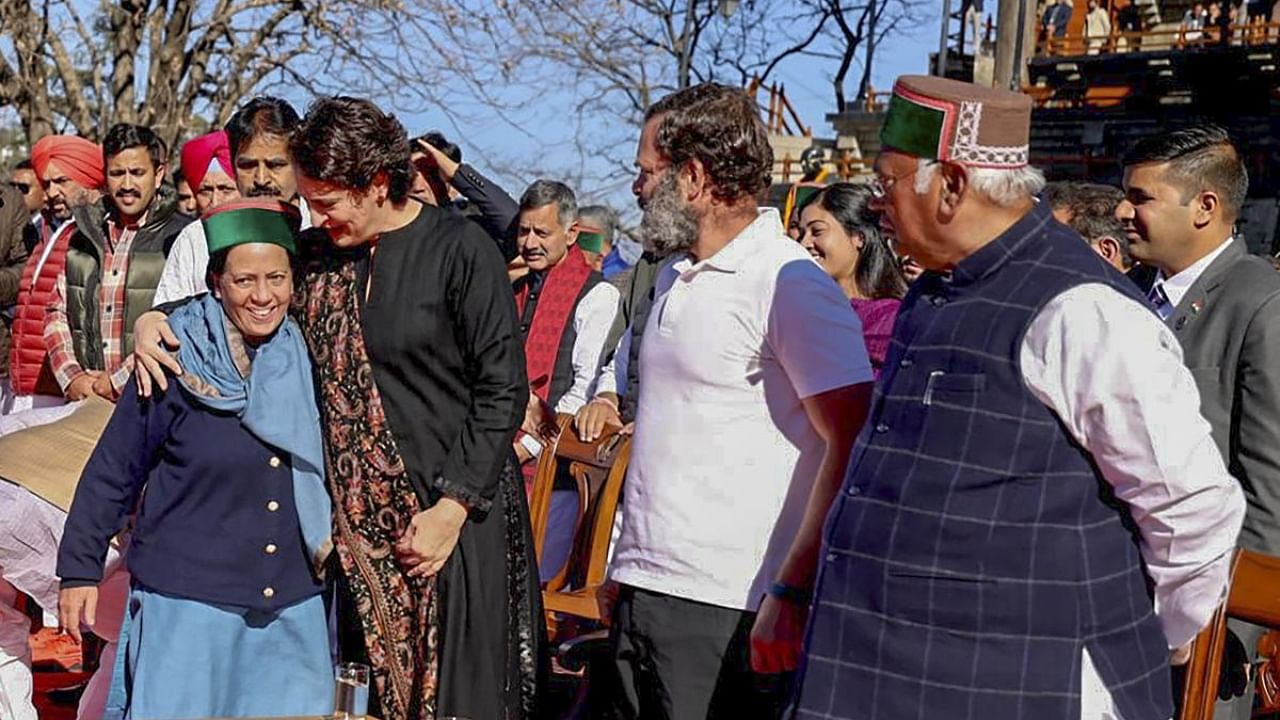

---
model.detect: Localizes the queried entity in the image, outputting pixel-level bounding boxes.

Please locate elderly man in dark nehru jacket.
[792,76,1245,720]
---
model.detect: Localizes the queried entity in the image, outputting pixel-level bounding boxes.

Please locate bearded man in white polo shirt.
[607,82,875,720]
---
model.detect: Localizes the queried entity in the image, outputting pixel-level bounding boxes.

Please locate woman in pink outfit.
[796,183,908,377]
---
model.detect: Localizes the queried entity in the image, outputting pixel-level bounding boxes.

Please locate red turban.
[31,135,105,190]
[180,130,234,190]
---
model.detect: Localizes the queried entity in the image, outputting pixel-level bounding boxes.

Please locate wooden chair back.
[527,414,631,610]
[528,413,576,566]
[1179,549,1280,719]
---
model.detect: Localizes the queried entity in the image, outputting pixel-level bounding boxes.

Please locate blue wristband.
[768,582,813,605]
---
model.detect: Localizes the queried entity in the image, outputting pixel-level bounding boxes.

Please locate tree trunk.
[834,42,856,113]
[110,1,145,126]
[676,0,698,89]
[857,0,878,103]
[995,0,1032,89]
[11,8,56,140]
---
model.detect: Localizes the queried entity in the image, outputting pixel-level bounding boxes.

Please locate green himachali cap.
[202,198,302,255]
[880,75,1033,169]
[577,225,607,253]
[783,181,826,229]
[792,183,823,212]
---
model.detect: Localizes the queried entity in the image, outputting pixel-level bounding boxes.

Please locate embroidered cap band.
[880,75,1032,169]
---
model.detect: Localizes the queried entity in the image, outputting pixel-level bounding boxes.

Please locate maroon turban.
[181,130,234,190]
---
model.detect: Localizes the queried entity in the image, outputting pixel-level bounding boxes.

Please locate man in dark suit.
[1042,0,1074,38]
[1118,124,1280,719]
[412,132,519,262]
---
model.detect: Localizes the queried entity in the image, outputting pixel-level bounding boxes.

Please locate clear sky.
[770,15,941,141]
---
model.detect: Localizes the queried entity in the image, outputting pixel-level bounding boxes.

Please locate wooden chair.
[528,413,631,627]
[1179,549,1280,719]
[528,413,576,570]
[527,414,632,719]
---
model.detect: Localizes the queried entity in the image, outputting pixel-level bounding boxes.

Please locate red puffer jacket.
[8,221,75,396]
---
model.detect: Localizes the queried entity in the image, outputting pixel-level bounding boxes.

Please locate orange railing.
[861,88,887,113]
[748,76,812,137]
[1022,83,1135,110]
[1037,20,1280,56]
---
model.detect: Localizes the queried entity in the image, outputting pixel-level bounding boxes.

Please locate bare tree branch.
[0,0,926,222]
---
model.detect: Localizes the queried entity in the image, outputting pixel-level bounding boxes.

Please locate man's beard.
[51,188,92,219]
[639,171,698,258]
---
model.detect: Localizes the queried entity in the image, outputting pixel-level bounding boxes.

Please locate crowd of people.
[0,72,1275,720]
[1037,0,1280,54]
[1179,0,1280,41]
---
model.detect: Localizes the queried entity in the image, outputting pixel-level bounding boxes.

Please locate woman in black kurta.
[295,200,542,720]
[282,98,544,720]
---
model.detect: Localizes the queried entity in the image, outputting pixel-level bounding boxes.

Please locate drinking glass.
[333,662,370,719]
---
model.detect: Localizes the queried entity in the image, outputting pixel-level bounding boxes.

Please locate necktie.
[1148,283,1172,320]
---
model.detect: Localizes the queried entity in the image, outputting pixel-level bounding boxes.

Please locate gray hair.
[577,204,618,240]
[519,179,578,229]
[1073,212,1132,267]
[915,158,1046,208]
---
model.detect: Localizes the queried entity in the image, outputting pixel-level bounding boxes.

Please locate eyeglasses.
[8,181,31,195]
[868,161,936,199]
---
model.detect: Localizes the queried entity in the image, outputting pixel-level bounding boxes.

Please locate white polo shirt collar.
[672,208,784,278]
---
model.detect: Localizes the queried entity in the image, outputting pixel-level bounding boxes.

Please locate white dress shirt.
[516,279,619,459]
[1149,235,1234,320]
[1020,282,1244,650]
[610,209,874,610]
[555,281,620,415]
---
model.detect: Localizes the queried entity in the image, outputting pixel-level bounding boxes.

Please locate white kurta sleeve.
[152,221,208,307]
[555,281,620,414]
[595,327,630,398]
[1019,282,1244,650]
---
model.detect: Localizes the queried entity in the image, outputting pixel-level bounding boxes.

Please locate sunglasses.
[8,181,31,194]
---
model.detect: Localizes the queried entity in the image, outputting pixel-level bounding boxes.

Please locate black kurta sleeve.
[433,225,526,511]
